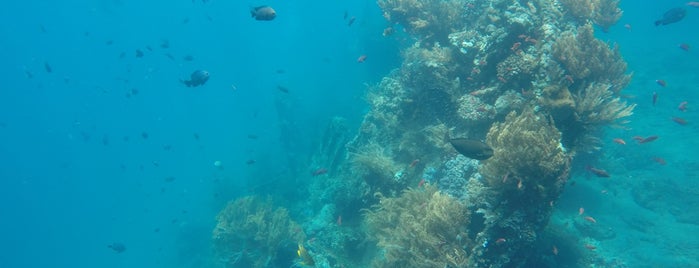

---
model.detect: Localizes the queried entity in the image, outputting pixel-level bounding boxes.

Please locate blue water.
[1,0,698,267]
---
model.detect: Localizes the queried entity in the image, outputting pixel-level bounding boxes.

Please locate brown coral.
[212,196,305,268]
[364,185,470,268]
[481,110,569,196]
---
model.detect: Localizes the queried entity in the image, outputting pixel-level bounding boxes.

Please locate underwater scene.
[1,0,698,267]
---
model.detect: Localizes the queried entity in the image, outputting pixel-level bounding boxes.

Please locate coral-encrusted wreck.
[212,0,634,267]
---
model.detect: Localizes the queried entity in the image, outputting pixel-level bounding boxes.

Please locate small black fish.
[181,70,210,87]
[135,49,144,58]
[277,85,289,93]
[246,159,256,165]
[141,132,149,139]
[164,176,175,182]
[247,134,259,139]
[146,46,153,52]
[193,133,200,140]
[105,40,114,45]
[25,70,34,79]
[44,62,52,73]
[160,39,169,49]
[183,55,194,61]
[450,138,493,160]
[655,7,686,26]
[107,242,126,253]
[164,53,175,60]
[251,6,276,21]
[348,16,356,27]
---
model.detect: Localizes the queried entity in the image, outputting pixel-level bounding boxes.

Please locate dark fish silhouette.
[107,242,126,253]
[181,70,210,87]
[44,62,52,73]
[655,7,686,26]
[450,138,493,160]
[135,49,144,58]
[251,6,276,21]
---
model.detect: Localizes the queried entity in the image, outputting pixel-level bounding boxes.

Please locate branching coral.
[574,82,635,127]
[552,24,631,93]
[481,110,569,195]
[559,0,622,31]
[377,0,465,43]
[364,185,470,268]
[213,196,305,268]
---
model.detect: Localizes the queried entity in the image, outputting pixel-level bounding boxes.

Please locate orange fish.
[578,207,585,215]
[638,135,659,144]
[584,216,597,224]
[613,138,626,145]
[409,159,420,168]
[652,157,667,165]
[357,55,367,63]
[672,117,688,125]
[586,166,610,178]
[312,168,328,176]
[656,79,666,87]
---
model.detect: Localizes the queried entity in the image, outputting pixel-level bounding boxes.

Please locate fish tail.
[181,79,192,87]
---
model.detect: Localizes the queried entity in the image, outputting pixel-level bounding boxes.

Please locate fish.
[613,138,626,145]
[357,55,367,63]
[312,168,328,176]
[251,6,276,21]
[383,26,395,36]
[107,242,126,253]
[623,23,632,31]
[337,215,342,226]
[135,49,144,58]
[183,55,194,61]
[679,43,690,51]
[495,238,507,245]
[687,2,699,7]
[141,132,149,139]
[277,85,289,93]
[586,166,610,178]
[181,70,210,87]
[297,243,315,266]
[678,101,688,111]
[552,245,559,255]
[579,207,585,215]
[246,159,256,165]
[655,7,686,26]
[409,159,420,167]
[652,157,667,165]
[44,62,52,73]
[655,79,666,87]
[638,135,658,144]
[583,216,597,224]
[450,138,493,160]
[164,176,176,182]
[652,92,658,106]
[348,16,356,26]
[672,117,688,125]
[584,244,597,250]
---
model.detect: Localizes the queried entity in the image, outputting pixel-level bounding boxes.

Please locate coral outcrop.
[364,185,471,267]
[212,196,305,268]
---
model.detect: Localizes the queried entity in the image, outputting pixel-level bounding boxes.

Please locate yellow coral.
[481,110,569,196]
[364,185,470,268]
[213,196,305,268]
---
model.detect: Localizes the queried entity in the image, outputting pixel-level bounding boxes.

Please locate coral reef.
[212,196,305,268]
[559,0,622,31]
[364,185,471,267]
[377,0,465,43]
[481,110,570,194]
